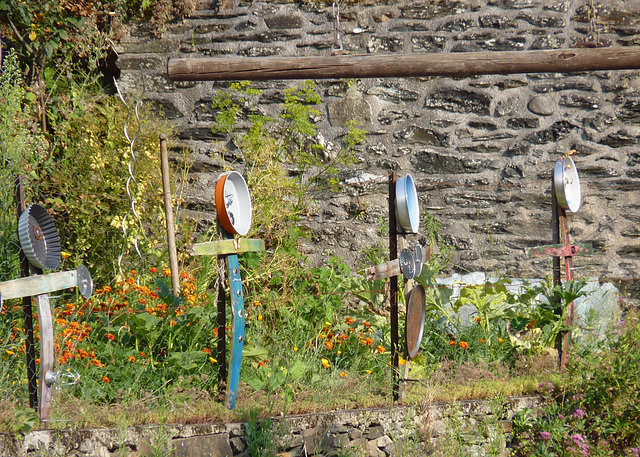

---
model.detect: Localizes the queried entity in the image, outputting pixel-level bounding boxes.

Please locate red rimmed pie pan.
[215,171,252,236]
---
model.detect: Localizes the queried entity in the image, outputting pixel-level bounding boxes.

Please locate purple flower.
[540,431,551,441]
[572,409,586,419]
[571,434,585,444]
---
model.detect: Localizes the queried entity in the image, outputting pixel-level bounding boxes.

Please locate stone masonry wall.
[114,0,640,286]
[0,396,544,456]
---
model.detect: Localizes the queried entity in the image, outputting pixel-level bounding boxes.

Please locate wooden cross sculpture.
[188,171,264,410]
[527,152,593,369]
[0,177,93,427]
[361,172,427,401]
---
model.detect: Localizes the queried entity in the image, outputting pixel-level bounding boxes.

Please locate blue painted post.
[225,253,246,410]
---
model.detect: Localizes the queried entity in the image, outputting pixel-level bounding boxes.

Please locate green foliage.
[244,409,279,457]
[0,52,46,282]
[36,95,171,282]
[511,306,640,457]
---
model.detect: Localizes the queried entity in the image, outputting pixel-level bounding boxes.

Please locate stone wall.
[0,396,544,456]
[114,0,640,286]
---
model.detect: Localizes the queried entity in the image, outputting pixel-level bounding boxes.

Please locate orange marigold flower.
[399,357,406,365]
[202,348,212,354]
[105,333,115,341]
[321,358,331,369]
[498,338,504,343]
[127,355,136,362]
[101,376,110,383]
[324,341,334,350]
[475,317,481,323]
[362,322,371,328]
[478,339,485,344]
[103,285,113,293]
[162,268,172,277]
[345,317,354,325]
[91,359,105,368]
[459,341,469,349]
[180,272,189,280]
[130,270,137,276]
[139,351,147,358]
[449,341,456,346]
[376,345,386,354]
[149,267,158,274]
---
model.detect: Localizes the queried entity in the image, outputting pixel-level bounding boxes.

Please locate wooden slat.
[36,294,54,426]
[189,239,265,256]
[168,47,640,82]
[527,243,594,258]
[0,271,77,301]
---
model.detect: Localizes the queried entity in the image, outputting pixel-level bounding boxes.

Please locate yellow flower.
[337,350,342,356]
[399,357,406,365]
[376,345,386,354]
[365,370,372,374]
[321,358,330,369]
[61,251,72,259]
[257,315,263,321]
[29,31,37,41]
[339,372,347,377]
[6,350,14,356]
[498,338,504,343]
[209,357,217,364]
[293,347,299,352]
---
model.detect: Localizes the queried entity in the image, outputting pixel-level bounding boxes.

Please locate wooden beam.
[168,46,640,82]
[188,238,265,256]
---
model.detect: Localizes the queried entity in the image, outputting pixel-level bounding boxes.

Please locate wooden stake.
[168,47,640,82]
[160,134,181,296]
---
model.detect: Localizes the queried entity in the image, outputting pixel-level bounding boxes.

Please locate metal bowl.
[215,171,252,236]
[395,174,420,233]
[553,156,581,212]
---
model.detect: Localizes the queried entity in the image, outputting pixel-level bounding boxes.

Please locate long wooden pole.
[160,134,181,296]
[168,47,640,81]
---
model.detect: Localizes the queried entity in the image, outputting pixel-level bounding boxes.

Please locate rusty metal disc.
[405,284,426,359]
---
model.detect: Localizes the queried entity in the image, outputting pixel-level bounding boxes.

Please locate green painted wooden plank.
[190,239,265,256]
[0,271,77,301]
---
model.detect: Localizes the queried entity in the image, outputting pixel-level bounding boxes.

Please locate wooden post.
[168,47,640,82]
[159,134,181,296]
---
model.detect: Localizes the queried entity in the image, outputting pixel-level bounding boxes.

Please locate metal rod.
[15,176,38,410]
[216,250,227,401]
[388,172,399,402]
[160,134,181,296]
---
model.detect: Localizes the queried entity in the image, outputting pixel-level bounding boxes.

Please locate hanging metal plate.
[399,248,415,279]
[76,265,93,299]
[553,155,581,212]
[405,284,426,360]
